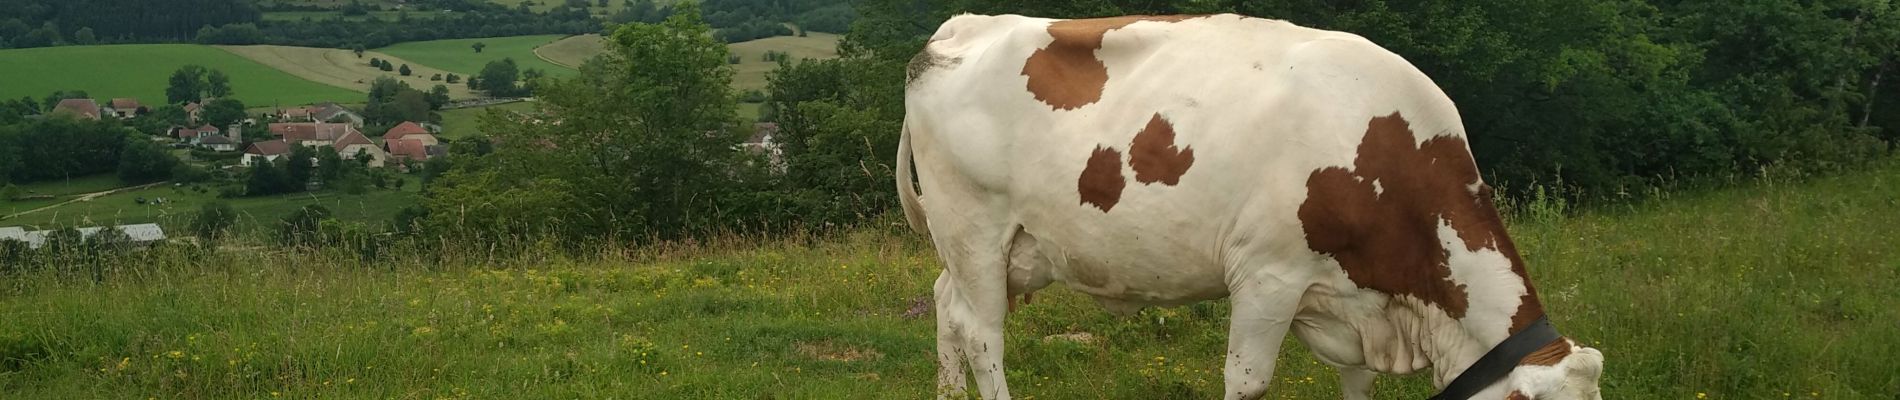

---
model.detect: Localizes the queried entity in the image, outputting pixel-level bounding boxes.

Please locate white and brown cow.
[896,14,1604,400]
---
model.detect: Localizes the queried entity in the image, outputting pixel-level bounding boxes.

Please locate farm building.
[243,140,292,166]
[199,134,238,152]
[105,98,144,119]
[383,121,446,163]
[51,98,101,120]
[333,130,388,167]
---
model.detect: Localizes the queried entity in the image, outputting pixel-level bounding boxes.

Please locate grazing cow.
[896,14,1604,400]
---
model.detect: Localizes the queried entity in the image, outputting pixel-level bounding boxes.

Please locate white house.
[242,140,291,166]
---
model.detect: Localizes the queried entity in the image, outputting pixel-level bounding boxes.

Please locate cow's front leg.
[1338,367,1376,400]
[1223,268,1309,400]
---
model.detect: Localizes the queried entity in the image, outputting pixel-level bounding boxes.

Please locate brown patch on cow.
[1078,146,1126,212]
[1129,113,1195,185]
[1506,390,1533,400]
[1519,337,1573,367]
[1022,15,1204,110]
[1298,112,1546,330]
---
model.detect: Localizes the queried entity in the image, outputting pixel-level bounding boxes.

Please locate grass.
[531,32,840,92]
[727,32,841,91]
[378,35,574,78]
[533,34,608,69]
[0,44,366,107]
[218,45,481,101]
[1,160,1896,398]
[261,10,464,22]
[0,174,421,234]
[437,101,540,139]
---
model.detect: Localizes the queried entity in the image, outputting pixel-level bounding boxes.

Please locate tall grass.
[2,160,1896,398]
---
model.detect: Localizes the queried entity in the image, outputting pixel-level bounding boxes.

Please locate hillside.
[219,45,482,100]
[0,44,365,107]
[2,160,1894,398]
[532,32,842,91]
[377,35,575,77]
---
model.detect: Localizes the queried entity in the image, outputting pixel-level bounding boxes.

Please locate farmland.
[532,32,842,91]
[378,35,576,78]
[0,44,365,107]
[218,45,482,101]
[0,174,421,234]
[2,158,1894,398]
[437,101,539,139]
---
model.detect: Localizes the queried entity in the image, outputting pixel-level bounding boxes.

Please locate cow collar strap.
[1427,316,1561,400]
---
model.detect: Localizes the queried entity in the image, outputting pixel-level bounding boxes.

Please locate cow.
[895,14,1604,400]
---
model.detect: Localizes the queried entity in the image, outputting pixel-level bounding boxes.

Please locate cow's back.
[904,14,1480,306]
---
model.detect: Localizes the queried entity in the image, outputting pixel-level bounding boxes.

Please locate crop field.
[219,45,481,101]
[261,10,465,22]
[534,34,608,69]
[378,35,575,78]
[2,159,1894,398]
[0,44,365,107]
[437,101,540,139]
[0,174,420,234]
[538,32,841,91]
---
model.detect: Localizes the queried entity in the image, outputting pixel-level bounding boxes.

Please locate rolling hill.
[0,44,365,107]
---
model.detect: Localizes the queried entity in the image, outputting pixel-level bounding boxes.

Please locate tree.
[472,42,487,53]
[431,73,443,81]
[476,58,522,96]
[206,69,233,98]
[191,202,238,243]
[117,138,179,184]
[428,85,451,110]
[166,65,208,104]
[369,58,383,68]
[399,64,412,76]
[73,27,96,45]
[446,74,462,84]
[379,62,394,72]
[201,98,246,129]
[427,4,744,239]
[246,159,295,196]
[286,145,316,187]
[352,44,366,58]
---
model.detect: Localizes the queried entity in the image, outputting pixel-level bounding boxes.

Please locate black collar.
[1427,316,1562,400]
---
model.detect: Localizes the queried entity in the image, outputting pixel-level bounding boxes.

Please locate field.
[0,44,365,107]
[261,10,464,22]
[436,101,540,139]
[219,45,482,101]
[536,32,841,91]
[378,35,575,78]
[534,34,609,69]
[2,158,1895,398]
[0,174,420,234]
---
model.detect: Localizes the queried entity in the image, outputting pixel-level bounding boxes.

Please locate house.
[51,98,101,120]
[177,124,221,143]
[199,134,238,152]
[0,224,167,249]
[242,140,292,166]
[269,122,359,148]
[311,103,365,126]
[331,130,387,167]
[105,98,144,119]
[382,121,445,163]
[278,106,314,122]
[182,102,203,124]
[740,122,785,170]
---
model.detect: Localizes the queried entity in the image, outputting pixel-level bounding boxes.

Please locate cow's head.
[1499,339,1605,400]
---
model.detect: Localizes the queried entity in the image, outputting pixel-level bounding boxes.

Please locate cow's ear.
[1506,390,1533,400]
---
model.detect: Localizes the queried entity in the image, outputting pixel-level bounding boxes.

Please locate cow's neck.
[1414,245,1547,389]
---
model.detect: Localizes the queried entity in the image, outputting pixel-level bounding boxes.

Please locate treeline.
[804,0,1900,206]
[0,0,595,49]
[0,117,152,187]
[0,0,258,45]
[613,0,853,42]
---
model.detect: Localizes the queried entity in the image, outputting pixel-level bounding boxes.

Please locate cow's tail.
[896,121,929,236]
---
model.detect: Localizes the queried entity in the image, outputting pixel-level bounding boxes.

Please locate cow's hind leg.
[932,226,1014,399]
[1223,266,1310,400]
[1337,367,1375,400]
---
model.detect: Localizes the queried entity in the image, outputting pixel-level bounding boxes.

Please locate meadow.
[1,158,1894,398]
[437,101,540,139]
[219,45,482,101]
[0,174,421,234]
[0,45,365,107]
[378,35,576,78]
[523,32,840,92]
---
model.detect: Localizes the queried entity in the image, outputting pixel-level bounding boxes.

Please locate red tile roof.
[110,98,141,110]
[245,140,291,156]
[383,121,430,141]
[387,138,432,160]
[332,131,375,149]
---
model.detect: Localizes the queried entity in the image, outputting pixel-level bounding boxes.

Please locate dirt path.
[2,181,168,220]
